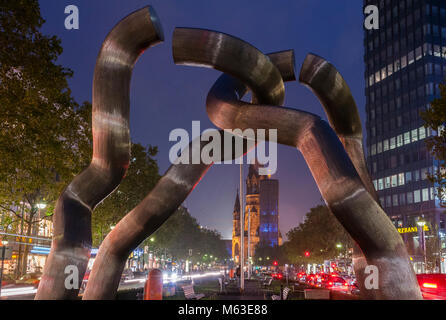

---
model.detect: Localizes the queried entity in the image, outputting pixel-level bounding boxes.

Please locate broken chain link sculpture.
[36,6,422,300]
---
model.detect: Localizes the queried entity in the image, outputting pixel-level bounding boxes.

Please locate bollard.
[143,269,163,300]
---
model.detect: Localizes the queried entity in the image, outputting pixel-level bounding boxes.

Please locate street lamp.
[417,219,427,271]
[36,203,47,209]
[0,240,9,297]
[336,243,342,249]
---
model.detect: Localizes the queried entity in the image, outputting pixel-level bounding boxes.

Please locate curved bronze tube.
[299,53,421,299]
[35,7,164,300]
[173,28,421,299]
[82,48,295,299]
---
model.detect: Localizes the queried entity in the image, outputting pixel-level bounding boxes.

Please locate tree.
[283,205,353,265]
[420,82,446,207]
[253,240,286,266]
[0,0,91,276]
[91,143,160,247]
[144,206,229,265]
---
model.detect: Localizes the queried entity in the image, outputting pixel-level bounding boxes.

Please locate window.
[386,196,392,207]
[411,129,418,142]
[378,179,384,190]
[401,55,407,69]
[383,139,389,151]
[404,132,411,144]
[407,192,413,204]
[399,193,406,206]
[385,177,391,189]
[422,188,429,202]
[398,173,405,186]
[414,190,421,203]
[415,46,422,60]
[419,127,426,140]
[421,168,428,180]
[405,171,412,183]
[408,51,414,64]
[414,170,420,181]
[391,175,398,187]
[397,134,403,147]
[377,142,383,153]
[371,144,377,155]
[393,194,399,207]
[390,137,396,150]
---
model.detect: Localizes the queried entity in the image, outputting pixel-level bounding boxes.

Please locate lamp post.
[417,220,427,272]
[0,240,9,298]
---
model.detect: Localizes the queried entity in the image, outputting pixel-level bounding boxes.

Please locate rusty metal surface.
[35,6,164,300]
[173,28,421,300]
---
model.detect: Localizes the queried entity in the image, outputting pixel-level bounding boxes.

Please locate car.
[120,269,134,282]
[271,272,283,280]
[321,274,349,291]
[416,273,446,300]
[296,272,307,282]
[15,272,42,288]
[306,274,317,286]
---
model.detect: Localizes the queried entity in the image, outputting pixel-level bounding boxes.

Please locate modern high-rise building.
[231,163,282,263]
[364,0,446,271]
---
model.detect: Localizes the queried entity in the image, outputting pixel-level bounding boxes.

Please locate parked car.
[15,272,42,288]
[271,272,283,280]
[416,273,446,300]
[120,269,134,282]
[321,274,349,291]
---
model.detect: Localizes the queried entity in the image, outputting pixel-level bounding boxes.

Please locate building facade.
[364,0,446,272]
[232,164,282,264]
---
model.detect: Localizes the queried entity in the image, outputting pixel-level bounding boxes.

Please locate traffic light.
[304,251,310,257]
[273,260,278,266]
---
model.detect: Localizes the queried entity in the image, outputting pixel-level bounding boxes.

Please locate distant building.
[364,0,446,272]
[232,163,282,264]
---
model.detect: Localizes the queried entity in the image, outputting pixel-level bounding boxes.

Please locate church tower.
[231,192,241,263]
[232,162,282,264]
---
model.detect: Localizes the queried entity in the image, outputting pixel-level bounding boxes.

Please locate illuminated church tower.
[232,163,282,263]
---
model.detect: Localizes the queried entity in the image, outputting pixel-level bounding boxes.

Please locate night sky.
[38,0,366,240]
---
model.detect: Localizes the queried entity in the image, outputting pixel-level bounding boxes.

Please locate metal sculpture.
[82,50,296,299]
[36,6,164,299]
[299,54,420,299]
[36,7,422,300]
[172,28,422,300]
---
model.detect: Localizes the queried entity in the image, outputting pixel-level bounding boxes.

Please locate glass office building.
[364,0,446,272]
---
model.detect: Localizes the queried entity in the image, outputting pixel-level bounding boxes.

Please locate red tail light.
[422,282,438,289]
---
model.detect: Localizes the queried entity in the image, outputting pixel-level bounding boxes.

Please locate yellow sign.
[397,225,429,234]
[15,237,33,243]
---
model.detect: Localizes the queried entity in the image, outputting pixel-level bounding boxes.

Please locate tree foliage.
[92,143,160,246]
[144,206,229,263]
[282,205,353,265]
[0,0,91,275]
[421,82,446,207]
